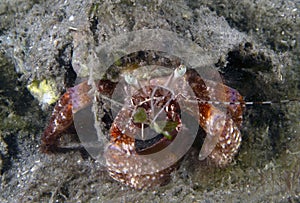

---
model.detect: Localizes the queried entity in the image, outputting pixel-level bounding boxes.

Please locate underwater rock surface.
[0,0,299,202]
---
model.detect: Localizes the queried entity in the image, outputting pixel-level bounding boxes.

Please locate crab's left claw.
[184,69,244,166]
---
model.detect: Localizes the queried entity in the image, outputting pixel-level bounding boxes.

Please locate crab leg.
[41,80,116,152]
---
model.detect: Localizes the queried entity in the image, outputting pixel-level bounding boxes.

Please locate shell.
[41,66,244,189]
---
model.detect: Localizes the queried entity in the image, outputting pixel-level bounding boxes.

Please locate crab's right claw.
[41,81,92,153]
[41,90,74,153]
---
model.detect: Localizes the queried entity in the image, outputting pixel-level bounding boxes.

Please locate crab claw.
[41,81,92,152]
[41,89,74,152]
[41,80,117,153]
[184,69,244,166]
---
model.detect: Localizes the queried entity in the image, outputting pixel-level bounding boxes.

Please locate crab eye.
[124,73,138,87]
[163,64,187,88]
[174,64,186,78]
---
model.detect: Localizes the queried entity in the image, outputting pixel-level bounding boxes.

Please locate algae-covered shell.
[27,79,59,108]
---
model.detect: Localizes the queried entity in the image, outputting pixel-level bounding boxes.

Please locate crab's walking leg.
[41,80,116,152]
[198,103,243,166]
[205,84,244,166]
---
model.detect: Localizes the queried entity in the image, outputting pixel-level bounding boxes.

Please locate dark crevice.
[1,135,19,174]
[219,43,291,161]
[90,16,99,46]
[55,42,77,88]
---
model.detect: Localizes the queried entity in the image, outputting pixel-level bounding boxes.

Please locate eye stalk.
[174,64,187,78]
[124,73,139,87]
[163,64,187,88]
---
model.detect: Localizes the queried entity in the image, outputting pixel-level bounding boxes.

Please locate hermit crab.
[41,30,245,189]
